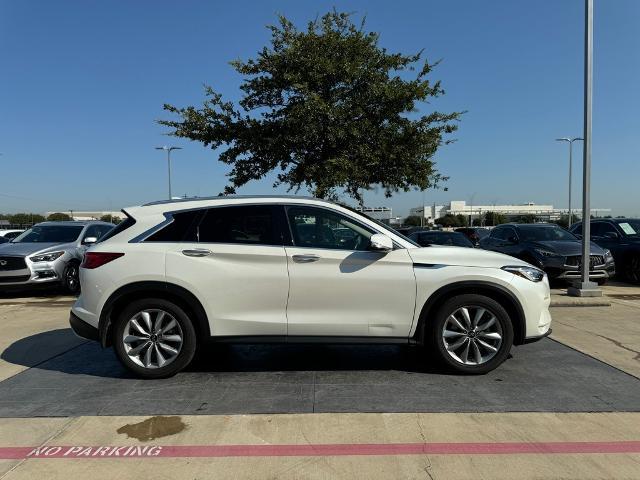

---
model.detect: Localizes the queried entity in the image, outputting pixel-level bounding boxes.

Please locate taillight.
[81,252,124,269]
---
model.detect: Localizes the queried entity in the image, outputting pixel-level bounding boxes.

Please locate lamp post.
[569,0,600,297]
[155,146,182,200]
[555,137,583,226]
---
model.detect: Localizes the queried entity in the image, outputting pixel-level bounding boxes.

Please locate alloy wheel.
[441,305,503,366]
[65,265,79,292]
[122,309,183,369]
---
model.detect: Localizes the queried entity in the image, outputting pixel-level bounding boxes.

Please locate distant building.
[45,211,123,221]
[410,201,610,225]
[355,206,402,225]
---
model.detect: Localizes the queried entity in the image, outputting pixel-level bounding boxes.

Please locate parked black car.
[569,218,640,283]
[480,223,615,284]
[409,230,475,248]
[454,227,490,246]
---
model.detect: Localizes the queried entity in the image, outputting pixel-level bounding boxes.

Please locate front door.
[283,205,416,338]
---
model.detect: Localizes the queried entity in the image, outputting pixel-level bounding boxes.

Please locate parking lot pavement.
[1,294,640,417]
[1,292,640,479]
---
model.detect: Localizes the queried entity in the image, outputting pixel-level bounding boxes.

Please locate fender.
[98,281,210,347]
[413,280,526,345]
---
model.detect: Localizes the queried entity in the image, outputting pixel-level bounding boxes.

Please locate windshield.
[419,232,474,247]
[518,225,577,242]
[11,225,84,243]
[616,220,640,236]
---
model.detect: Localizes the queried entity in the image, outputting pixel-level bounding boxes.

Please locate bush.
[47,212,71,222]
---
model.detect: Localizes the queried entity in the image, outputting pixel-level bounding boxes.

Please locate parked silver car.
[0,221,114,293]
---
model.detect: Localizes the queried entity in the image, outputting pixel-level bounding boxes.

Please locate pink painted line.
[2,441,640,459]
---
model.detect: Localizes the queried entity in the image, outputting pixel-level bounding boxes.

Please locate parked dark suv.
[455,227,489,246]
[480,223,615,284]
[569,219,640,283]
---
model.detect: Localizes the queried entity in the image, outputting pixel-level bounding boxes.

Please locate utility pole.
[155,146,182,199]
[569,0,600,297]
[555,137,583,226]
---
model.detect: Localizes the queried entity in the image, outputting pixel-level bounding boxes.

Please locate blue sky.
[1,0,639,216]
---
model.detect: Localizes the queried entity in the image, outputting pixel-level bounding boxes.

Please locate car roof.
[143,194,318,207]
[502,223,557,227]
[33,221,112,227]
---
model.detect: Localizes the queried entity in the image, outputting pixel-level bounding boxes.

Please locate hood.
[408,245,530,269]
[527,240,605,256]
[0,242,75,257]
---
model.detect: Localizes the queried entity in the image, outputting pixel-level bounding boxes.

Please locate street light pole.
[555,137,583,226]
[569,0,600,297]
[155,146,182,200]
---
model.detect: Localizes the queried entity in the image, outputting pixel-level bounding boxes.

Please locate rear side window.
[146,210,202,242]
[198,205,279,245]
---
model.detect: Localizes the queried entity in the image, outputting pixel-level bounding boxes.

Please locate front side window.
[287,206,374,251]
[12,225,83,243]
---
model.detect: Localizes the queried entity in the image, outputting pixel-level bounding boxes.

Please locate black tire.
[113,298,197,379]
[427,294,514,374]
[62,262,80,294]
[625,255,640,284]
[596,278,607,286]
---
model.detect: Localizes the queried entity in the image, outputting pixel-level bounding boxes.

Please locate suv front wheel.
[428,294,514,374]
[113,298,197,379]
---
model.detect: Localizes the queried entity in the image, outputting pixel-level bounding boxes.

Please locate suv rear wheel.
[113,298,197,379]
[427,294,514,374]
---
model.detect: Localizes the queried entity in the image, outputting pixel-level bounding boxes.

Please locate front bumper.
[523,328,552,344]
[0,256,67,287]
[69,311,99,341]
[539,256,616,281]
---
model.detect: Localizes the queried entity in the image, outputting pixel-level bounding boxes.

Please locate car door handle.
[292,254,320,263]
[182,248,211,257]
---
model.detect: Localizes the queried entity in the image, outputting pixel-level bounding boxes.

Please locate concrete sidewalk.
[2,412,640,479]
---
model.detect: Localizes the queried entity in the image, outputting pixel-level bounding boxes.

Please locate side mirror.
[82,236,97,245]
[507,236,519,244]
[369,233,393,252]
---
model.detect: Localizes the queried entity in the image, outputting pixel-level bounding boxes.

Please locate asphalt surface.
[1,328,639,417]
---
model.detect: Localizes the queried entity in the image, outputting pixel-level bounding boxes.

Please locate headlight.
[534,248,558,258]
[30,251,65,262]
[604,249,613,260]
[502,265,545,282]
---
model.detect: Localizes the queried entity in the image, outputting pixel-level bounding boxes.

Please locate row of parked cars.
[401,218,640,285]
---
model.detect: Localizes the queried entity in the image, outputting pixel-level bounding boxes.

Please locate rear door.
[162,205,290,337]
[283,205,416,337]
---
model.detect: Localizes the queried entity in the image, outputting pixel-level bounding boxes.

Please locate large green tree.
[160,11,462,202]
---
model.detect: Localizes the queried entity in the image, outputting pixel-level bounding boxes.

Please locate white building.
[410,201,610,225]
[355,206,402,225]
[45,211,123,222]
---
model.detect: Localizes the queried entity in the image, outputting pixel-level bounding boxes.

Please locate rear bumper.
[69,311,99,342]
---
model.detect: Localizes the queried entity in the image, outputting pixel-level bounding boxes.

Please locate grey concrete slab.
[0,328,639,417]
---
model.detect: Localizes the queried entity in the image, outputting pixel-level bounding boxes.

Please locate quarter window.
[146,210,202,242]
[287,206,374,251]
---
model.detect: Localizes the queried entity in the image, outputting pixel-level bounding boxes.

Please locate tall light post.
[555,137,583,226]
[569,0,599,297]
[155,146,182,200]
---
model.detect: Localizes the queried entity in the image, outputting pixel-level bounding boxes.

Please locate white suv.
[70,196,551,378]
